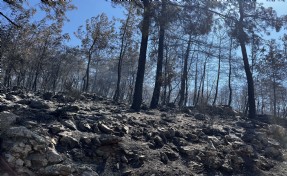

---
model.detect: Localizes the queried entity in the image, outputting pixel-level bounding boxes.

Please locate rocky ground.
[1,89,287,176]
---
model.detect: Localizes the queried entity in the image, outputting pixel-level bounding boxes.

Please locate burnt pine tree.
[113,3,135,102]
[131,0,151,111]
[1,0,75,27]
[256,39,287,116]
[237,1,256,118]
[178,0,214,107]
[218,0,284,118]
[149,0,179,108]
[150,0,167,109]
[75,13,114,92]
[212,29,227,106]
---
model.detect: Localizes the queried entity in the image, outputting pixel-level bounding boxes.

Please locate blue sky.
[61,0,125,46]
[27,0,286,47]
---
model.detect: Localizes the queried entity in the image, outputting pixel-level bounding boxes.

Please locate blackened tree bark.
[83,51,92,92]
[240,41,256,118]
[212,37,222,106]
[193,61,198,106]
[162,44,169,105]
[131,0,151,111]
[3,65,12,88]
[273,78,277,117]
[83,36,97,92]
[113,3,133,102]
[178,34,192,107]
[196,55,207,105]
[238,1,256,118]
[32,36,49,92]
[150,0,166,109]
[228,38,233,106]
[200,60,206,104]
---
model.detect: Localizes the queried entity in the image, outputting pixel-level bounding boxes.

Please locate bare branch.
[0,11,21,28]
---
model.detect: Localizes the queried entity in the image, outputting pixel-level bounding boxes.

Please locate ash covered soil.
[1,90,287,176]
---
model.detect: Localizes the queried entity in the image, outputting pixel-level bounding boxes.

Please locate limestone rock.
[160,152,169,164]
[0,112,18,135]
[164,150,179,161]
[98,123,113,134]
[5,94,16,101]
[49,124,64,134]
[194,113,208,120]
[61,120,77,130]
[78,121,92,132]
[46,148,64,164]
[42,92,53,100]
[27,152,48,168]
[29,100,50,109]
[5,126,46,144]
[264,146,283,160]
[60,135,80,149]
[42,164,74,176]
[81,170,99,176]
[99,135,122,145]
[153,135,164,148]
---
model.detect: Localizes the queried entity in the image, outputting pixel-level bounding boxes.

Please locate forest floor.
[1,89,287,176]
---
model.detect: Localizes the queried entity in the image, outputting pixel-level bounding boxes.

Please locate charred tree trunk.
[114,40,127,102]
[83,34,97,93]
[32,37,49,92]
[3,65,12,88]
[84,52,92,92]
[273,78,277,117]
[213,39,222,106]
[200,58,207,104]
[240,41,256,118]
[131,0,151,111]
[162,44,169,105]
[150,1,166,109]
[32,67,40,92]
[114,3,133,102]
[238,1,256,118]
[228,38,233,106]
[184,76,188,106]
[178,34,192,107]
[193,61,198,106]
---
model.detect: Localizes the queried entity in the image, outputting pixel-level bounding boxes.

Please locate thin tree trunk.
[84,52,92,92]
[4,66,12,88]
[178,34,192,107]
[131,0,151,111]
[150,0,166,109]
[185,50,195,106]
[228,38,233,106]
[167,82,172,104]
[114,3,133,102]
[213,38,222,106]
[200,59,207,104]
[32,68,39,91]
[273,79,277,117]
[193,61,198,106]
[184,77,188,106]
[162,43,168,105]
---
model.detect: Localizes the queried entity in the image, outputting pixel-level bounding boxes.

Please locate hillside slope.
[0,90,287,176]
